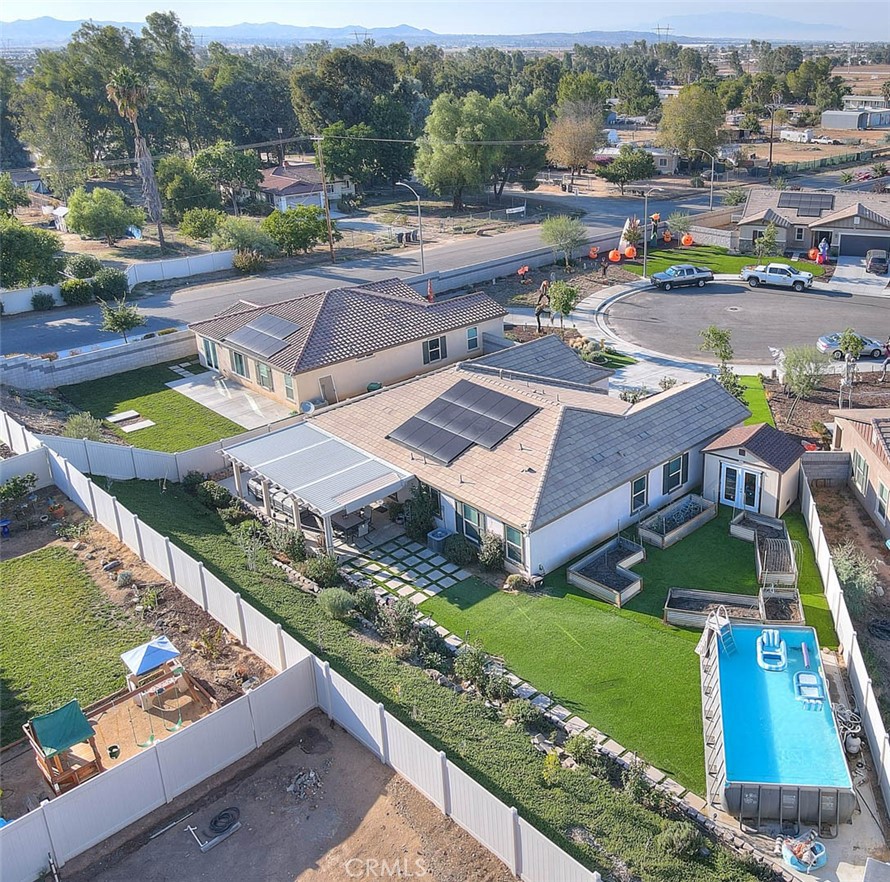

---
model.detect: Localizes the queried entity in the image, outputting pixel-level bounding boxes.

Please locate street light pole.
[310,135,337,264]
[642,187,663,279]
[767,105,777,185]
[276,127,284,166]
[693,148,716,211]
[395,181,425,274]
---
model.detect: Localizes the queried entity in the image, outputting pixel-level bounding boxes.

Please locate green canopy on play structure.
[29,700,96,758]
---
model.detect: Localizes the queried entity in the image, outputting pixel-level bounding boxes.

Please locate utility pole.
[311,135,336,264]
[767,105,777,185]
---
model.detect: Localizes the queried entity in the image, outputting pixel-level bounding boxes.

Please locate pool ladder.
[707,606,736,655]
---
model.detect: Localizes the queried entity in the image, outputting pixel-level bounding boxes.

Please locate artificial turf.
[0,547,150,745]
[738,375,776,426]
[621,245,825,278]
[60,361,244,453]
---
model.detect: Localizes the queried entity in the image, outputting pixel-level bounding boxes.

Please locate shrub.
[179,207,225,240]
[63,411,104,441]
[59,278,94,305]
[486,674,515,702]
[182,470,206,492]
[232,249,268,274]
[157,328,178,336]
[66,253,102,279]
[116,570,134,588]
[92,268,129,301]
[454,642,487,686]
[443,534,477,566]
[832,540,879,616]
[31,292,56,311]
[721,187,747,206]
[414,626,453,671]
[477,532,505,571]
[504,573,532,592]
[195,480,232,510]
[404,482,439,543]
[353,586,379,622]
[267,522,307,563]
[564,733,597,765]
[378,597,417,644]
[219,504,251,525]
[542,750,561,786]
[317,587,355,620]
[655,822,704,858]
[238,518,267,543]
[301,553,341,588]
[504,698,545,729]
[210,216,277,256]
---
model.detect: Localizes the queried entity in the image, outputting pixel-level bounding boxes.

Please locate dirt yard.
[0,386,125,444]
[62,710,513,882]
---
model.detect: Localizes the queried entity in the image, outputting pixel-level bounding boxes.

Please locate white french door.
[721,463,761,512]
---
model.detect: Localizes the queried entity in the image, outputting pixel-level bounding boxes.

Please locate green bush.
[62,411,104,441]
[267,522,307,564]
[31,292,56,311]
[655,822,704,858]
[59,278,94,305]
[542,750,561,786]
[195,480,232,510]
[353,586,379,622]
[504,698,546,730]
[564,733,597,764]
[443,534,477,566]
[486,673,515,701]
[301,553,341,588]
[157,328,178,336]
[454,642,487,686]
[92,268,129,301]
[317,587,355,620]
[179,207,225,240]
[66,253,102,279]
[238,519,267,543]
[116,570,134,588]
[832,540,879,616]
[232,249,268,274]
[211,216,277,256]
[181,471,206,492]
[477,532,505,571]
[404,483,439,543]
[378,597,417,644]
[219,505,251,525]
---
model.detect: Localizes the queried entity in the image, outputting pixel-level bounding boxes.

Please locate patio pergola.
[222,422,413,551]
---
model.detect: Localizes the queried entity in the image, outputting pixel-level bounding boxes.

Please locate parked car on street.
[739,263,814,291]
[816,332,887,360]
[650,264,715,290]
[865,249,888,275]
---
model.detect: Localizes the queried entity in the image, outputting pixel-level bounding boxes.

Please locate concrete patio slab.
[166,372,293,429]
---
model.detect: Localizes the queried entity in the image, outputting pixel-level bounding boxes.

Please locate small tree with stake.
[754,221,780,259]
[700,325,745,401]
[100,298,146,343]
[541,215,586,269]
[783,345,830,422]
[549,281,581,337]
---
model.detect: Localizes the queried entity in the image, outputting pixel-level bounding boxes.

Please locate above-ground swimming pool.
[701,623,856,826]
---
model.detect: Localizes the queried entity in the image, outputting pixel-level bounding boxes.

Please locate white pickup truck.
[739,263,814,291]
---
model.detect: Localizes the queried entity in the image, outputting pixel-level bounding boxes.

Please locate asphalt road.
[0,192,710,356]
[605,281,890,364]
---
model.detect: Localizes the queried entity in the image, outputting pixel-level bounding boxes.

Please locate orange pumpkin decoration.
[589,246,599,259]
[663,231,672,243]
[650,213,661,223]
[609,249,622,262]
[624,245,637,259]
[808,248,819,261]
[681,233,694,246]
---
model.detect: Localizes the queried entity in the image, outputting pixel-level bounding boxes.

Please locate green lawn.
[113,479,763,882]
[60,361,244,453]
[422,508,837,795]
[598,350,638,370]
[739,375,775,426]
[622,245,825,277]
[0,547,151,745]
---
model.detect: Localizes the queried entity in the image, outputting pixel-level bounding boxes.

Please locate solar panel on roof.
[386,379,540,464]
[226,325,287,358]
[247,314,301,338]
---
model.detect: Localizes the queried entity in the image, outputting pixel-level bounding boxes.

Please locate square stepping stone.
[365,562,383,572]
[444,634,463,649]
[373,587,388,599]
[505,673,522,687]
[601,739,626,757]
[429,555,447,567]
[644,765,666,785]
[415,562,433,574]
[441,563,460,574]
[418,617,436,627]
[434,625,450,637]
[106,409,140,423]
[564,717,588,736]
[414,577,430,589]
[514,682,536,699]
[582,728,606,744]
[408,593,427,605]
[454,569,470,581]
[386,579,404,590]
[390,548,409,559]
[425,584,443,596]
[438,576,456,589]
[682,792,707,813]
[661,778,687,798]
[546,704,571,722]
[403,556,422,567]
[531,693,553,709]
[420,587,436,597]
[416,548,436,560]
[397,585,416,598]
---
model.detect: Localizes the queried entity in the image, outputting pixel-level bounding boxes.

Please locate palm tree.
[107,66,165,249]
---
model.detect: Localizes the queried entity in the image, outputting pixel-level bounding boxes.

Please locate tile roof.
[309,349,749,531]
[258,162,325,196]
[809,202,890,229]
[702,423,804,473]
[832,407,890,460]
[189,279,506,373]
[739,207,791,228]
[738,186,890,228]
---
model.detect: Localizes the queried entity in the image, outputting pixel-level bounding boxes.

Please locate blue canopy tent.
[121,636,180,677]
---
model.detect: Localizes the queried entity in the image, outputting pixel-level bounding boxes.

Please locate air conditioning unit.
[299,396,328,414]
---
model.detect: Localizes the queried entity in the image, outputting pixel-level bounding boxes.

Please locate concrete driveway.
[831,256,890,295]
[166,373,293,429]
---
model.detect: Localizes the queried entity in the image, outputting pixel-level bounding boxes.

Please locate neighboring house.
[10,169,47,194]
[702,423,804,518]
[736,187,890,256]
[190,278,506,410]
[278,345,748,575]
[593,146,680,175]
[842,95,890,112]
[254,161,355,212]
[830,407,890,539]
[820,109,890,130]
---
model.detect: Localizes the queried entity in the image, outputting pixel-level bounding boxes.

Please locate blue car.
[651,264,715,290]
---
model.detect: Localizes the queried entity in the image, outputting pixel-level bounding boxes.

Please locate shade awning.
[224,422,413,517]
[30,700,95,757]
[121,635,180,676]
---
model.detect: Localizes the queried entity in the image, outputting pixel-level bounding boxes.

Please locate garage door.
[838,233,890,256]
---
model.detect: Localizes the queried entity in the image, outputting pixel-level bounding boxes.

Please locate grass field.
[61,361,244,453]
[739,375,775,426]
[621,245,826,278]
[0,547,150,745]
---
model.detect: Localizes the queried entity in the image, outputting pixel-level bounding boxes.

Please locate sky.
[2,0,888,38]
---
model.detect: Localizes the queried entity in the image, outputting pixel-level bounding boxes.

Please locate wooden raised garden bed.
[730,511,798,586]
[638,493,717,549]
[663,587,804,629]
[567,537,645,607]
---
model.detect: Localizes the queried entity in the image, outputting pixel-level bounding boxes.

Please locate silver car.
[816,332,886,360]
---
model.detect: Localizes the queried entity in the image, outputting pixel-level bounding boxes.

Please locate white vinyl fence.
[0,412,601,882]
[799,464,890,812]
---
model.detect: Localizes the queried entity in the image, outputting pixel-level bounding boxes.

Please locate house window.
[878,482,889,522]
[852,449,869,495]
[203,338,219,370]
[631,474,648,513]
[504,525,524,564]
[231,350,248,378]
[422,336,448,365]
[255,362,273,391]
[663,452,689,493]
[284,374,295,401]
[658,158,667,166]
[467,326,479,351]
[795,227,805,241]
[457,501,482,544]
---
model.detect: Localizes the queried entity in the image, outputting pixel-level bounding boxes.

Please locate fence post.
[112,498,124,540]
[164,537,176,583]
[197,561,208,611]
[153,745,171,804]
[130,446,137,478]
[439,751,451,816]
[323,660,334,721]
[62,457,74,499]
[174,452,183,483]
[378,703,389,765]
[133,514,145,559]
[40,806,60,871]
[1,410,11,448]
[83,438,93,475]
[86,478,99,519]
[510,806,522,878]
[276,623,286,672]
[235,592,248,645]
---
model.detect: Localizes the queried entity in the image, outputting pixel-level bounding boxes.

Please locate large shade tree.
[657,84,724,164]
